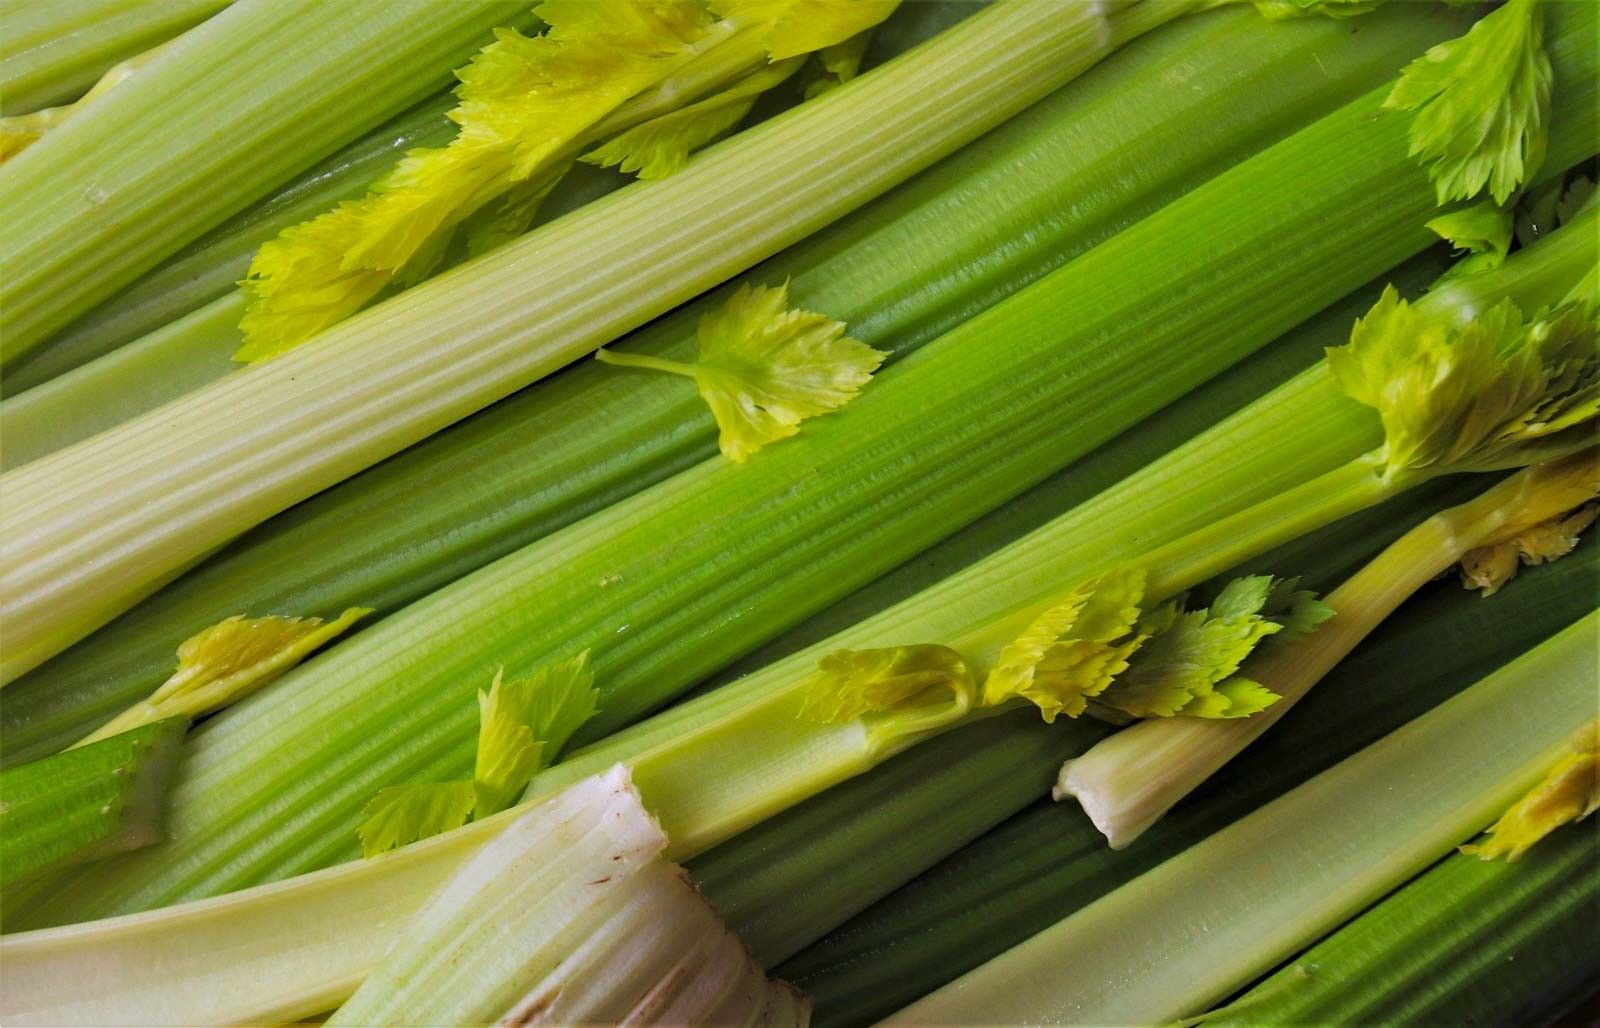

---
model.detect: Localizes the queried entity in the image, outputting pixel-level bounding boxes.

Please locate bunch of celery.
[4,0,1599,1024]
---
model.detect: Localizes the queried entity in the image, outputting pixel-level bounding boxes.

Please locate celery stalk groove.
[0,0,1145,681]
[0,3,1465,760]
[23,23,1570,923]
[889,614,1600,1026]
[781,539,1600,1026]
[0,0,532,362]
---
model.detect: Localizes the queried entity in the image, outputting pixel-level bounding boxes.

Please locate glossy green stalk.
[889,614,1600,1026]
[0,0,1164,680]
[0,717,187,887]
[1213,818,1599,1026]
[24,13,1555,924]
[0,0,231,114]
[1062,453,1600,848]
[0,0,532,364]
[781,540,1600,1026]
[0,3,1465,761]
[1,92,457,397]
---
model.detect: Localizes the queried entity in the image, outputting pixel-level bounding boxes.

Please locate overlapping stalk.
[0,0,232,114]
[887,614,1600,1025]
[1209,813,1598,1026]
[779,537,1599,1026]
[26,17,1582,924]
[0,0,1163,683]
[0,2,1467,762]
[0,0,532,364]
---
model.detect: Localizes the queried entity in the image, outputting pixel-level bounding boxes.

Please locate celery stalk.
[0,0,534,363]
[0,717,188,887]
[1211,818,1599,1026]
[1061,452,1600,848]
[0,0,231,114]
[0,2,1464,760]
[24,17,1568,924]
[0,93,458,396]
[7,504,1582,1028]
[888,614,1600,1026]
[0,0,1177,680]
[781,537,1600,1027]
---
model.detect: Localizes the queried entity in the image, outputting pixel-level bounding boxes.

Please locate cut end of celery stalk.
[0,716,189,887]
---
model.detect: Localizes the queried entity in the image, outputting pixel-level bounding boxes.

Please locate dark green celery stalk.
[683,254,1447,965]
[0,717,189,887]
[0,0,232,114]
[25,4,1595,927]
[1212,819,1599,1027]
[0,0,534,364]
[778,541,1600,1026]
[0,3,1466,764]
[1,93,458,395]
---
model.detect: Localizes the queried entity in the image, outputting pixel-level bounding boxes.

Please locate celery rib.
[0,92,458,397]
[780,539,1600,1026]
[1213,818,1599,1026]
[888,614,1600,1025]
[18,17,1545,923]
[0,0,534,364]
[0,0,231,115]
[0,3,1464,761]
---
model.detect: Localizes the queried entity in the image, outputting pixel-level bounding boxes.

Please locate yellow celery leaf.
[1463,721,1599,861]
[473,671,545,818]
[237,0,717,360]
[798,644,977,724]
[0,38,176,164]
[1427,199,1515,282]
[1327,287,1600,478]
[595,281,886,461]
[1384,0,1551,205]
[1461,501,1599,596]
[981,567,1147,723]
[801,29,873,99]
[464,155,577,257]
[582,56,803,180]
[358,781,477,858]
[1095,574,1323,720]
[1243,0,1380,20]
[77,608,370,746]
[710,0,901,61]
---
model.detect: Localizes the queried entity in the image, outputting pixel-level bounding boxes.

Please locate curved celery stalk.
[0,717,188,888]
[888,614,1600,1026]
[0,0,231,115]
[0,0,534,364]
[1210,815,1598,1026]
[0,92,458,396]
[0,0,1167,683]
[0,2,1466,759]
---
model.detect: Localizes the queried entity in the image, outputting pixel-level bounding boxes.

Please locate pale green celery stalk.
[0,717,188,887]
[27,12,1548,925]
[328,766,807,1028]
[1,297,243,470]
[1212,817,1599,1026]
[0,0,1180,685]
[782,538,1598,1025]
[1060,454,1600,848]
[888,614,1600,1026]
[1,1,1461,763]
[0,0,231,114]
[1,92,458,396]
[0,0,533,366]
